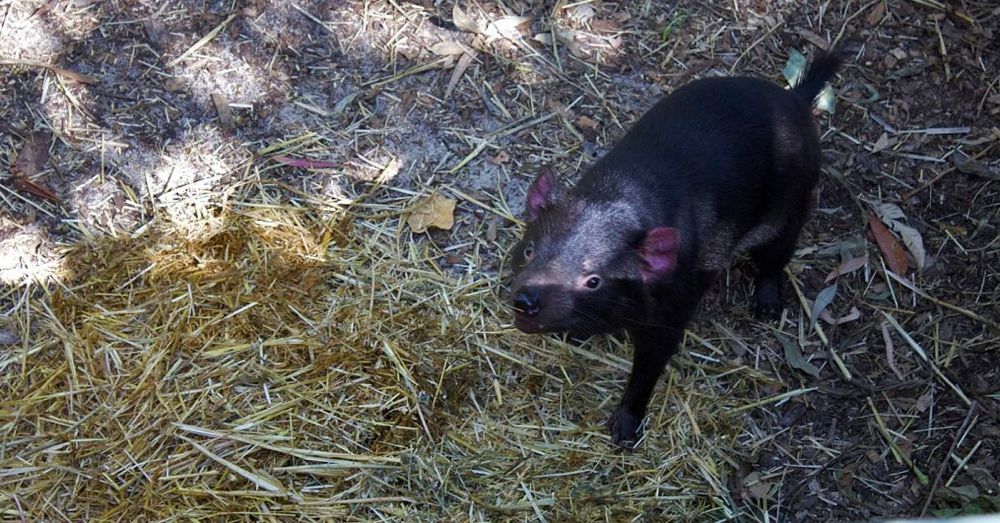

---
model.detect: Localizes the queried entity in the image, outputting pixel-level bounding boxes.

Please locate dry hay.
[3,0,999,521]
[0,178,776,521]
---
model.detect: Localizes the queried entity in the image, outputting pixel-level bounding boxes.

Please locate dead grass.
[1,0,998,521]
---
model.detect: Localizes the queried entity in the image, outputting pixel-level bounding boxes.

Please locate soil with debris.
[1,1,998,521]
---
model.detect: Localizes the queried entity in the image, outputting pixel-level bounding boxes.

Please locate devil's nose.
[513,289,541,316]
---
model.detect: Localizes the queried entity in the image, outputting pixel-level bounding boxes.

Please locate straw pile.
[4,1,997,521]
[0,179,770,520]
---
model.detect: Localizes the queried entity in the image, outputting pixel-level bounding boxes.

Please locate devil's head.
[507,166,680,335]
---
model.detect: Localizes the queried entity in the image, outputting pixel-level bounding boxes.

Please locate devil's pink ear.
[525,166,562,222]
[639,227,679,282]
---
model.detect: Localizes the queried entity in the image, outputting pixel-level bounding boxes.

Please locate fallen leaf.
[533,33,553,46]
[486,217,497,242]
[874,203,926,271]
[487,151,510,165]
[867,0,886,26]
[10,177,60,202]
[575,115,597,130]
[444,52,474,99]
[809,284,837,330]
[914,390,933,412]
[775,331,820,377]
[379,158,402,181]
[431,41,465,56]
[871,133,892,153]
[568,3,596,22]
[783,48,835,113]
[797,29,830,51]
[825,254,868,282]
[746,477,774,500]
[868,213,909,274]
[881,322,905,380]
[164,77,184,92]
[485,15,531,40]
[9,132,60,203]
[0,58,97,84]
[575,115,598,140]
[407,193,456,233]
[13,131,51,177]
[555,29,585,58]
[212,93,235,134]
[953,152,1000,181]
[820,306,861,326]
[554,29,616,60]
[333,91,361,115]
[452,5,481,34]
[816,85,837,114]
[782,48,808,88]
[273,156,337,169]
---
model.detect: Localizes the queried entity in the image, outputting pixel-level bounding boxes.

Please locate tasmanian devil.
[507,53,841,448]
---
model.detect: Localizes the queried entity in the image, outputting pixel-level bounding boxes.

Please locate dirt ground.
[1,0,998,521]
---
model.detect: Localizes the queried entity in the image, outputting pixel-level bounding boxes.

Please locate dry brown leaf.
[407,193,456,233]
[212,93,235,134]
[566,3,596,24]
[431,41,465,56]
[825,254,868,282]
[379,158,402,182]
[881,322,905,380]
[13,131,51,177]
[744,471,774,500]
[576,115,598,140]
[874,203,926,270]
[10,132,60,203]
[444,52,474,99]
[452,5,481,34]
[11,177,60,203]
[485,16,531,40]
[867,0,887,26]
[820,306,861,326]
[575,115,598,131]
[868,213,909,274]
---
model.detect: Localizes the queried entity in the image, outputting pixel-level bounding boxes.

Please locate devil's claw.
[608,408,643,449]
[752,278,784,320]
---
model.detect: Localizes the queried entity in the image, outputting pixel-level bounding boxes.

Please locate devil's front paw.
[752,278,784,320]
[607,407,643,449]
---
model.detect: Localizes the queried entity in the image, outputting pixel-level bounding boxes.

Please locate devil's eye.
[585,276,601,289]
[523,242,535,260]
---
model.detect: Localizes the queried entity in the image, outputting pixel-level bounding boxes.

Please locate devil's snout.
[512,288,541,317]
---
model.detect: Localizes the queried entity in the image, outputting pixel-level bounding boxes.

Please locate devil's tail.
[793,51,843,104]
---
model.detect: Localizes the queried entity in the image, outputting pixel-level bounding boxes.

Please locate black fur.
[508,53,841,448]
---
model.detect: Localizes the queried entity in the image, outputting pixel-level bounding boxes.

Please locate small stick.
[885,271,1000,332]
[0,58,97,84]
[166,13,238,67]
[919,402,978,517]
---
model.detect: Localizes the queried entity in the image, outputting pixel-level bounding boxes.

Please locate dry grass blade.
[0,57,98,84]
[2,1,997,520]
[881,311,971,406]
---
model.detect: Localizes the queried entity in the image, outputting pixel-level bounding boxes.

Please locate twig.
[885,271,1000,332]
[919,402,978,517]
[0,58,97,84]
[166,13,238,67]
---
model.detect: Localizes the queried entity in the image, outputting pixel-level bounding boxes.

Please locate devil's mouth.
[513,313,544,333]
[513,311,572,334]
